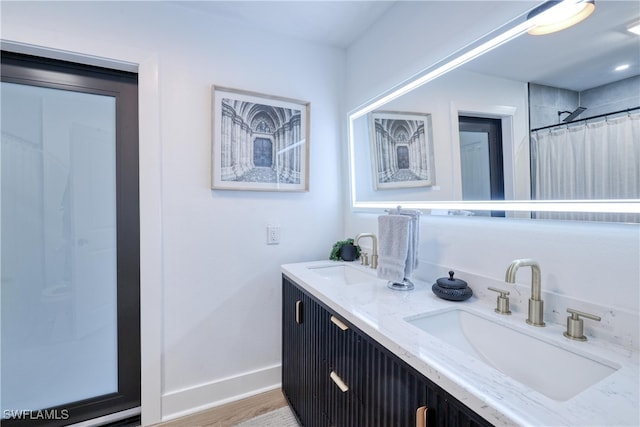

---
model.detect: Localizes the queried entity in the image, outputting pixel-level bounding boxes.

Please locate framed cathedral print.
[211,86,310,191]
[369,111,435,190]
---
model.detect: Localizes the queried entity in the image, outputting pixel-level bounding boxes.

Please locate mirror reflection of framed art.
[369,111,435,190]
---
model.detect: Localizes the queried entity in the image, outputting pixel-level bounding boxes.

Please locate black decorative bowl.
[432,271,473,301]
[431,283,473,301]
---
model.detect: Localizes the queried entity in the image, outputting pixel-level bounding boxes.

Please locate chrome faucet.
[355,233,378,269]
[505,259,545,327]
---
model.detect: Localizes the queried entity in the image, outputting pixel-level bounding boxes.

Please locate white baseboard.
[161,364,282,422]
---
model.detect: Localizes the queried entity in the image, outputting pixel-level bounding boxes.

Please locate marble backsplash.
[413,261,639,352]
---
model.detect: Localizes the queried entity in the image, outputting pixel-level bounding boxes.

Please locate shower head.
[559,107,587,122]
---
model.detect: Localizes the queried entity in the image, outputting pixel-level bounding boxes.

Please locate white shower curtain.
[531,112,640,222]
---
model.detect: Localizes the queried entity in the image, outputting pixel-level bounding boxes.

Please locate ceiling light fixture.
[628,22,640,36]
[615,64,630,71]
[528,0,595,35]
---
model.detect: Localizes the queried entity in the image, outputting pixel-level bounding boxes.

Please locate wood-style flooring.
[152,389,288,427]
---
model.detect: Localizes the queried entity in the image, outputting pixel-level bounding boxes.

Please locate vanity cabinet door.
[359,336,429,426]
[439,394,493,427]
[282,277,331,427]
[359,336,493,427]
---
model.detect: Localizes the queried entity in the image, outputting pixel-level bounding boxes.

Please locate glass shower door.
[1,52,140,426]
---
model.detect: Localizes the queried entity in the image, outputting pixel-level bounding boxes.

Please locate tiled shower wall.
[529,75,640,129]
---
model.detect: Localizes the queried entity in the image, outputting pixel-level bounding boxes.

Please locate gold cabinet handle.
[295,300,302,324]
[329,371,349,392]
[416,405,429,427]
[330,315,349,331]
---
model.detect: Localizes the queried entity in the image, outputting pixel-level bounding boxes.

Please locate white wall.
[344,1,640,343]
[2,1,344,423]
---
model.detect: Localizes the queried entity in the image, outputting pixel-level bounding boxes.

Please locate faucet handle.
[370,253,378,269]
[488,287,511,315]
[361,252,369,266]
[564,308,601,341]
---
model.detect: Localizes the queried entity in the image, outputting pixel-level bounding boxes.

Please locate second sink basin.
[405,308,619,401]
[307,264,377,285]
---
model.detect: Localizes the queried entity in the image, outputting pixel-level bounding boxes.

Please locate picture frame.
[369,111,435,190]
[211,86,310,191]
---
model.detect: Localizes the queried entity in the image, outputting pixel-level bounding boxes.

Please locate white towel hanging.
[376,214,411,283]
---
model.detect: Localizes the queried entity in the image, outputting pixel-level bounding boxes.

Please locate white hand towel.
[376,214,411,283]
[396,209,420,273]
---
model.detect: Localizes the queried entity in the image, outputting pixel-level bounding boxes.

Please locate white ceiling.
[173,1,640,92]
[173,1,397,48]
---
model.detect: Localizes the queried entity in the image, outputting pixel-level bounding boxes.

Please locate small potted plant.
[330,238,361,262]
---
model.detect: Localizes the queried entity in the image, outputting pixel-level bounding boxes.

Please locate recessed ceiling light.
[615,64,630,71]
[628,22,640,36]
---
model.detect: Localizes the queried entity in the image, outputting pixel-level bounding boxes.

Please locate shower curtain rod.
[530,106,640,132]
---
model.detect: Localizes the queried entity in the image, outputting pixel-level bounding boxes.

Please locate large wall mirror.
[349,0,640,222]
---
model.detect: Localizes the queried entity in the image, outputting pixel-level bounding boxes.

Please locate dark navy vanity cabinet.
[282,275,493,427]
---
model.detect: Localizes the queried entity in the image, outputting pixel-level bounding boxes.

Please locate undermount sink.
[307,264,377,285]
[405,308,619,401]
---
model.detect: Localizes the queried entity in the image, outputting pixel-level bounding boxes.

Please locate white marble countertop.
[282,260,640,427]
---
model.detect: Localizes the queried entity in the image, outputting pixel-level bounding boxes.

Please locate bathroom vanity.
[282,274,489,426]
[281,261,639,426]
